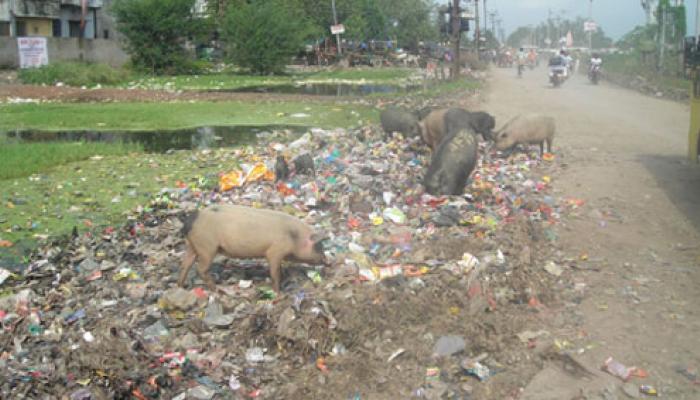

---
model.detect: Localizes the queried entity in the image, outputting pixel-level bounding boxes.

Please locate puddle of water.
[1,125,308,153]
[221,83,420,96]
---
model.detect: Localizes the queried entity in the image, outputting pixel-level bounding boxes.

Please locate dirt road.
[483,67,700,398]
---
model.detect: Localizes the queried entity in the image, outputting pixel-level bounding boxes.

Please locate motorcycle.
[548,56,567,88]
[548,64,567,87]
[588,64,601,84]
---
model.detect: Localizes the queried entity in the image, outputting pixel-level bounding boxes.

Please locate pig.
[414,106,439,120]
[420,108,496,150]
[293,153,315,175]
[423,128,479,196]
[274,155,289,181]
[419,108,449,150]
[493,114,555,156]
[380,107,422,139]
[178,205,327,294]
[444,109,496,141]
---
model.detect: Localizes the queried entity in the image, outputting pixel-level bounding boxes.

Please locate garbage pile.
[0,126,584,399]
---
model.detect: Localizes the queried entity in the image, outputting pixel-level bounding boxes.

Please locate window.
[16,21,26,36]
[69,20,81,38]
[53,19,62,37]
[103,29,109,39]
[0,22,9,36]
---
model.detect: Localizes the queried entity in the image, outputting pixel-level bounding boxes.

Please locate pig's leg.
[177,240,197,288]
[266,248,288,294]
[546,137,553,153]
[195,253,217,292]
[539,141,545,157]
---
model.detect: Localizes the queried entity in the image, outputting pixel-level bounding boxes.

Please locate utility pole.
[588,0,593,50]
[450,0,461,79]
[474,0,480,57]
[489,11,497,38]
[696,0,700,35]
[659,1,666,72]
[483,0,488,35]
[331,0,342,56]
[547,8,552,48]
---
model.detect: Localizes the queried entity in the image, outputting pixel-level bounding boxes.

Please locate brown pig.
[419,108,448,150]
[178,204,327,294]
[494,114,555,156]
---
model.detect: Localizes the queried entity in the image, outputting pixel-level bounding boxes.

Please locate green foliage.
[18,62,130,87]
[507,16,613,49]
[292,0,436,50]
[0,141,142,180]
[111,0,205,74]
[617,24,658,52]
[656,1,686,42]
[223,0,312,75]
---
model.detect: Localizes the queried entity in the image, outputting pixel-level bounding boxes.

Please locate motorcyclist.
[589,52,603,82]
[559,49,571,78]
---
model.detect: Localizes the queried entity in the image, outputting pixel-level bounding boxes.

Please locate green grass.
[18,62,131,87]
[305,67,415,81]
[0,150,229,256]
[0,101,378,131]
[0,141,142,180]
[604,53,690,92]
[124,67,419,90]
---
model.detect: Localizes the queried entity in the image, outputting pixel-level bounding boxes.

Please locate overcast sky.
[480,0,698,40]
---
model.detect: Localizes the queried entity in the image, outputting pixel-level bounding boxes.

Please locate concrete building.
[0,0,105,39]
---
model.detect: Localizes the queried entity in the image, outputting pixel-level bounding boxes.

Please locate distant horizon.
[450,0,699,41]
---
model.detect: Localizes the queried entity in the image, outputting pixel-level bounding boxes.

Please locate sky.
[481,0,698,40]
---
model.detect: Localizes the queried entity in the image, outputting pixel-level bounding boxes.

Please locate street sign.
[584,21,597,32]
[330,24,345,35]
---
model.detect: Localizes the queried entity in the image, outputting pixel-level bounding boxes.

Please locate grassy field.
[0,150,229,260]
[0,101,378,131]
[0,141,142,180]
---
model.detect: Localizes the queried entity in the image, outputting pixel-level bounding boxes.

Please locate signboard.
[584,21,598,32]
[330,24,345,35]
[17,37,48,69]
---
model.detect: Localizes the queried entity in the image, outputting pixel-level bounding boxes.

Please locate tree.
[111,0,204,74]
[223,0,313,74]
[291,0,436,50]
[508,16,612,49]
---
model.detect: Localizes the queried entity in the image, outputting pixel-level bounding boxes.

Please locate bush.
[223,0,311,75]
[111,0,205,74]
[18,62,130,86]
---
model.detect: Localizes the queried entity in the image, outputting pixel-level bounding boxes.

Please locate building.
[0,0,105,39]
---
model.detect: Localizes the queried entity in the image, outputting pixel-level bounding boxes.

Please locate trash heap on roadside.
[0,125,589,399]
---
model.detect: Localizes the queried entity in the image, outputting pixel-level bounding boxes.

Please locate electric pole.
[696,0,700,35]
[451,0,461,79]
[659,1,666,72]
[331,0,341,56]
[474,0,480,57]
[547,8,552,48]
[483,0,488,35]
[588,0,593,50]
